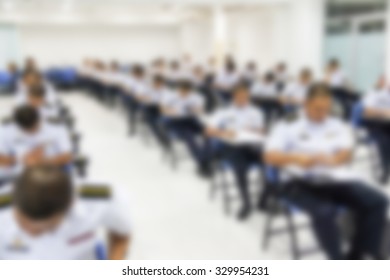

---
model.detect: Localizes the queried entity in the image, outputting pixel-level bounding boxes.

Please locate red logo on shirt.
[68,232,94,245]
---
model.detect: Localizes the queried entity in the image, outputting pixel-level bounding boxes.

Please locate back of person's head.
[328,58,340,69]
[13,105,40,131]
[276,62,286,71]
[233,82,249,94]
[153,75,165,86]
[225,60,236,73]
[14,165,73,220]
[233,82,250,106]
[22,70,42,85]
[300,68,312,81]
[28,84,46,100]
[132,64,144,76]
[305,83,333,122]
[306,83,332,101]
[247,61,256,70]
[170,60,180,69]
[177,79,193,92]
[264,72,275,83]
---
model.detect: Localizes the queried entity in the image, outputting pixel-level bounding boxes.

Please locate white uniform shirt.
[251,81,278,99]
[362,89,390,111]
[163,92,205,117]
[209,104,264,133]
[15,83,58,106]
[38,105,61,121]
[215,71,240,89]
[130,78,148,98]
[328,69,347,88]
[265,115,355,181]
[144,86,172,105]
[0,184,131,260]
[0,122,72,178]
[282,82,309,103]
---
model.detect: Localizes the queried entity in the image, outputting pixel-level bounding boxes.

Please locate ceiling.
[0,0,290,25]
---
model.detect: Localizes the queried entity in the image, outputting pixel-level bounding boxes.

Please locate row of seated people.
[0,59,132,260]
[79,57,390,259]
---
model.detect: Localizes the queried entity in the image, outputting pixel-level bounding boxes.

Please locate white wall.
[0,0,325,76]
[17,24,181,67]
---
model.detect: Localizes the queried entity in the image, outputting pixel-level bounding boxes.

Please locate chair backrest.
[350,102,364,128]
[95,242,107,260]
[265,165,279,184]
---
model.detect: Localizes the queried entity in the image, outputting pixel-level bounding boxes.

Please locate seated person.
[0,165,131,259]
[361,85,390,184]
[250,72,280,123]
[138,75,172,148]
[166,60,183,88]
[160,79,207,175]
[205,83,265,220]
[274,62,289,91]
[16,70,58,106]
[26,84,61,120]
[279,68,312,113]
[0,105,72,180]
[241,61,258,86]
[124,65,148,136]
[264,83,388,260]
[214,60,240,103]
[324,58,357,118]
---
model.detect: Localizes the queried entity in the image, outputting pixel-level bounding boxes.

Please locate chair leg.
[262,212,274,250]
[210,165,219,200]
[286,210,300,260]
[221,169,231,215]
[170,146,178,170]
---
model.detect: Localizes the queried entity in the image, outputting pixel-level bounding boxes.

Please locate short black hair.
[264,72,275,82]
[14,166,73,220]
[28,84,46,99]
[13,105,40,130]
[233,82,249,94]
[153,75,165,84]
[177,79,193,91]
[306,83,332,101]
[329,58,339,67]
[132,65,144,76]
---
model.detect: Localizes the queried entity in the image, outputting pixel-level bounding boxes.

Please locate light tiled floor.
[1,91,388,260]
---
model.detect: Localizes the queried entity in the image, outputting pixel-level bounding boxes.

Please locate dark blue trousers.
[283,180,388,259]
[362,119,390,183]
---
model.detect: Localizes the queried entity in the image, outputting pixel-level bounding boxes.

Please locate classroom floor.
[1,91,388,260]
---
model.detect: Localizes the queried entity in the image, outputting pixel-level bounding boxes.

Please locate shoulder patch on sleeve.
[79,184,112,199]
[0,194,12,209]
[284,112,298,123]
[1,117,13,125]
[47,118,62,124]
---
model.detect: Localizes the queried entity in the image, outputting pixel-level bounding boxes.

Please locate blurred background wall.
[0,0,388,92]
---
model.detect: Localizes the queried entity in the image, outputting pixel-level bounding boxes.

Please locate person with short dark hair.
[324,58,357,119]
[205,83,265,219]
[274,62,289,91]
[16,70,58,106]
[250,71,280,124]
[139,74,172,148]
[279,68,313,112]
[161,79,207,175]
[0,166,132,259]
[214,58,240,103]
[361,81,390,184]
[0,105,72,180]
[27,84,60,120]
[122,64,148,136]
[264,83,388,259]
[242,61,258,86]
